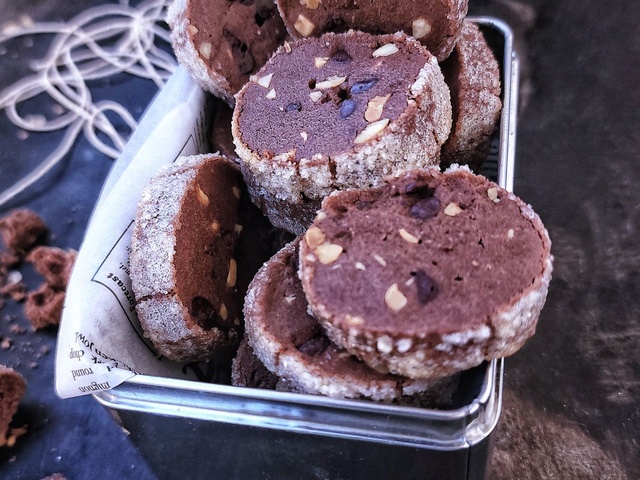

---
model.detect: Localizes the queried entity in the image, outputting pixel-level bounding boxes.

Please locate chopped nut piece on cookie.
[294,14,315,37]
[198,42,212,59]
[315,243,343,264]
[315,75,347,89]
[354,118,389,143]
[384,284,408,312]
[300,0,321,9]
[232,30,452,234]
[412,18,431,39]
[444,202,462,216]
[372,43,399,57]
[487,187,499,202]
[365,94,390,122]
[314,56,328,68]
[304,226,326,250]
[256,73,274,88]
[398,228,420,244]
[372,254,387,266]
[196,184,210,206]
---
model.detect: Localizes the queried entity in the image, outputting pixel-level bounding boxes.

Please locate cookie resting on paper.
[130,154,244,362]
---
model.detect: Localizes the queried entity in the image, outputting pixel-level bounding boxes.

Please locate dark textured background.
[1,0,638,478]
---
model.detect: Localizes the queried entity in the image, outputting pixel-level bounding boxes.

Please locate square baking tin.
[93,17,519,480]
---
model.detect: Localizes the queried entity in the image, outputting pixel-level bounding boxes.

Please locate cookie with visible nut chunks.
[276,0,468,62]
[299,167,553,380]
[244,239,456,402]
[130,154,244,362]
[232,30,452,234]
[168,0,287,105]
[440,20,502,169]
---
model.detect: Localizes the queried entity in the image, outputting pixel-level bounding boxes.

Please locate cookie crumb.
[0,208,47,264]
[0,365,27,448]
[24,284,65,330]
[26,246,76,290]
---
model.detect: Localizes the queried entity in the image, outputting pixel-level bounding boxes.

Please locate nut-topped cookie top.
[299,167,550,336]
[298,167,552,378]
[234,30,437,161]
[276,0,468,61]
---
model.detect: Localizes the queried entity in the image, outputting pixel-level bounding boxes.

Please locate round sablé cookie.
[299,166,553,379]
[232,30,452,234]
[231,336,280,390]
[244,239,456,402]
[440,20,502,169]
[168,0,287,105]
[131,154,244,362]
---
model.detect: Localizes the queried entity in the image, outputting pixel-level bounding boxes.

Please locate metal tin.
[94,17,519,480]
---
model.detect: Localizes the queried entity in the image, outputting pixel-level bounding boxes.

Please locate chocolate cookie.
[276,0,468,61]
[233,30,452,234]
[231,336,279,389]
[130,154,244,362]
[244,239,455,402]
[440,20,502,168]
[299,167,553,379]
[168,0,287,105]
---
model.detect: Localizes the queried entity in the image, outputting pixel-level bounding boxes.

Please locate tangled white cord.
[0,0,177,207]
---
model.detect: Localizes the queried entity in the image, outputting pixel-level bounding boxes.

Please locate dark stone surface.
[469,1,639,478]
[0,1,161,478]
[0,0,638,479]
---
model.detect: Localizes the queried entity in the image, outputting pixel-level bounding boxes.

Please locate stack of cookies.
[128,0,552,406]
[238,167,552,404]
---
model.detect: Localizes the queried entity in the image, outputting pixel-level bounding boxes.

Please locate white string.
[0,0,177,207]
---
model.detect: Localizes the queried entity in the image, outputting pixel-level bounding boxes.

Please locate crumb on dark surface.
[23,284,65,331]
[0,209,76,330]
[26,246,77,291]
[0,271,27,302]
[0,365,27,448]
[40,473,67,480]
[0,209,47,265]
